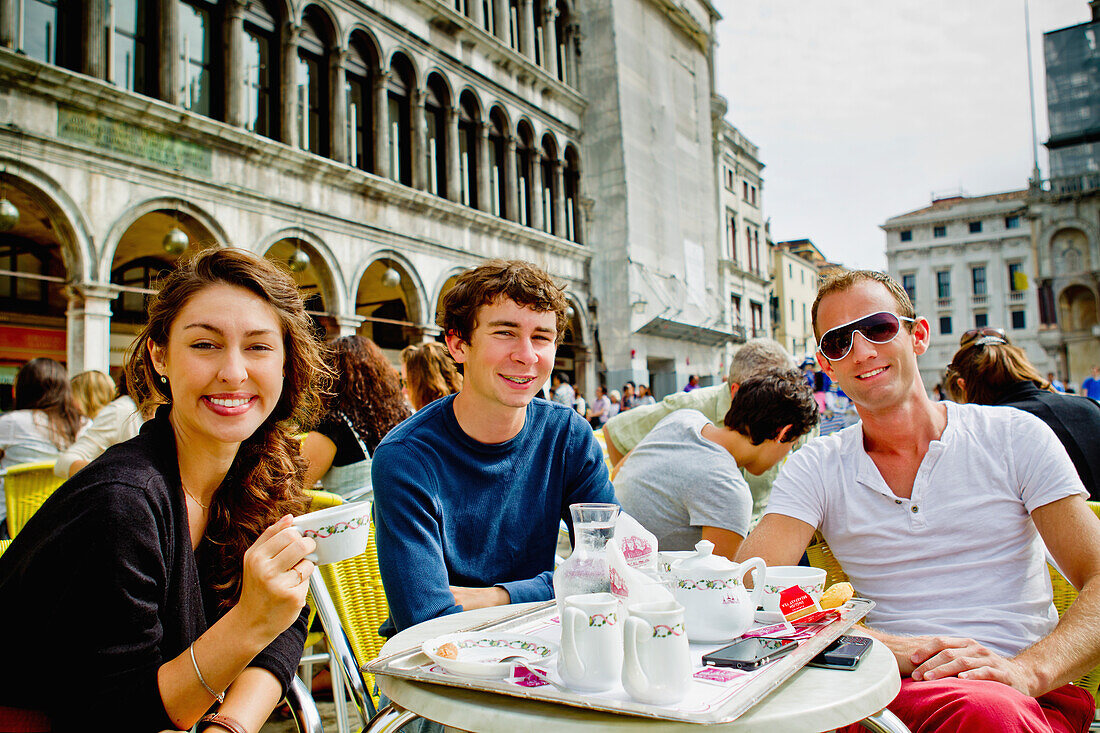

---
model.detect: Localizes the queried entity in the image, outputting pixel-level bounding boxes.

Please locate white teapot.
[668,540,766,643]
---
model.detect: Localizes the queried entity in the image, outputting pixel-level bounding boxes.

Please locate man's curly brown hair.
[440,259,570,344]
[723,369,819,445]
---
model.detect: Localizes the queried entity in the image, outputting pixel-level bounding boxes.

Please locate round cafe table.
[367,603,909,733]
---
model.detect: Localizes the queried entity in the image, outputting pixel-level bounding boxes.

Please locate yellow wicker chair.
[0,539,10,556]
[4,461,64,538]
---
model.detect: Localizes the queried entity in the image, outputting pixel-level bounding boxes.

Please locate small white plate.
[754,609,787,624]
[422,632,559,679]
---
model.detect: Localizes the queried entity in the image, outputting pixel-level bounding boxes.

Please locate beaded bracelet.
[190,642,226,704]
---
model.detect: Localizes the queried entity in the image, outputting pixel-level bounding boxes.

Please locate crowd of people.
[1,249,1100,733]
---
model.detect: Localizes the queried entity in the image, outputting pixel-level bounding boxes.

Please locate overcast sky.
[713,0,1090,270]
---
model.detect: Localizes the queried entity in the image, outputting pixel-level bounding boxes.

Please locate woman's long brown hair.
[326,335,410,454]
[945,338,1052,405]
[14,357,84,449]
[401,341,462,409]
[125,247,331,610]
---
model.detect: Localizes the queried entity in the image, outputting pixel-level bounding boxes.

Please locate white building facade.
[883,190,1053,391]
[772,241,820,362]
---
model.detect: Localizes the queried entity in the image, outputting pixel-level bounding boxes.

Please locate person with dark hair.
[945,329,1100,500]
[0,357,87,535]
[301,335,411,501]
[400,341,462,410]
[738,269,1100,733]
[55,371,148,478]
[634,384,656,406]
[373,259,615,633]
[613,370,817,560]
[0,248,330,732]
[683,374,699,392]
[550,371,575,406]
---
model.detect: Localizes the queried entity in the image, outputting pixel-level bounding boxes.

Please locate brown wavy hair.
[14,358,84,449]
[944,336,1052,405]
[440,259,570,344]
[125,247,331,610]
[325,335,410,454]
[70,370,116,419]
[724,369,819,444]
[401,341,462,410]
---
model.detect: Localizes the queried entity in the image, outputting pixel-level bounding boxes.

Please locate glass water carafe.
[553,503,620,618]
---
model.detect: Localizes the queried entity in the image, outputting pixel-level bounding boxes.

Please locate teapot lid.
[673,540,737,575]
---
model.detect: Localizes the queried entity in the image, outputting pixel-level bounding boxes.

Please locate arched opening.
[435,274,462,332]
[489,107,509,219]
[346,31,380,174]
[516,121,535,228]
[458,91,481,209]
[108,208,219,369]
[263,238,339,339]
[297,5,334,156]
[0,175,72,404]
[1058,285,1098,333]
[178,0,225,119]
[388,54,416,186]
[557,302,586,394]
[242,0,281,138]
[564,144,581,243]
[356,259,423,353]
[424,74,450,198]
[541,133,558,235]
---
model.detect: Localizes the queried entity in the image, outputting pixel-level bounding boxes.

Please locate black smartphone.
[701,636,798,670]
[807,635,873,670]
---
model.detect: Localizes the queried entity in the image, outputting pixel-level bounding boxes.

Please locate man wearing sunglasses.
[737,270,1100,732]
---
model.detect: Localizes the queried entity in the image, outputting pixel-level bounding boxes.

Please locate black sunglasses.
[817,311,916,361]
[959,327,1007,348]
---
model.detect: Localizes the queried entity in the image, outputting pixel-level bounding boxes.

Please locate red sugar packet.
[779,586,821,622]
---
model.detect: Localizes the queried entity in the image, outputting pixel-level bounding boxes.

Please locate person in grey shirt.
[604,338,816,527]
[614,370,818,559]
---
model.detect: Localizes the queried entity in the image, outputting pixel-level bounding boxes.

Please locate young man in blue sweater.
[373,260,617,633]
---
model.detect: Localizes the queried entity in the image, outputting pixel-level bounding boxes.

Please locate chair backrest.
[306,489,344,512]
[0,539,10,557]
[316,520,389,709]
[805,532,850,589]
[4,462,64,538]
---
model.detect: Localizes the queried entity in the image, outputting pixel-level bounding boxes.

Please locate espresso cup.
[290,502,372,566]
[558,592,623,692]
[622,600,691,705]
[760,566,827,614]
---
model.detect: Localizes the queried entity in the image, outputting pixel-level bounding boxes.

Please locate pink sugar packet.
[693,666,746,686]
[741,620,795,638]
[510,669,552,688]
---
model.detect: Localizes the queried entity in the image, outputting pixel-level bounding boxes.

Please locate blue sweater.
[373,395,616,631]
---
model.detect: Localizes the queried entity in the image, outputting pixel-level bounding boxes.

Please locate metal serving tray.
[366,597,874,725]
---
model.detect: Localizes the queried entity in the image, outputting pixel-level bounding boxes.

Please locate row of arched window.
[4,0,585,243]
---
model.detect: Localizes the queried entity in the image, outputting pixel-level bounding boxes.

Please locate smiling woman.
[0,248,332,733]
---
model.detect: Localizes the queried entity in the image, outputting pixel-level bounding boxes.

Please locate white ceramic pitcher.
[622,600,691,705]
[558,592,623,692]
[669,540,766,643]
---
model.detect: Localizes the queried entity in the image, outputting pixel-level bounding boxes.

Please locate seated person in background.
[373,259,616,633]
[300,335,410,501]
[634,384,656,406]
[604,338,811,527]
[55,373,148,478]
[70,369,115,420]
[400,341,462,410]
[737,269,1100,733]
[945,328,1100,501]
[614,369,817,559]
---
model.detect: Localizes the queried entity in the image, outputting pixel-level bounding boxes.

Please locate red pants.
[838,679,1095,733]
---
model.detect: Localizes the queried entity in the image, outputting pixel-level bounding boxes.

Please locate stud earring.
[160,375,168,385]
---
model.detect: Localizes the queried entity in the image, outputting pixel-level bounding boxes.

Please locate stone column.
[224,0,247,127]
[329,48,348,164]
[158,0,181,105]
[469,0,484,31]
[373,72,390,180]
[334,314,366,337]
[412,88,427,190]
[542,3,558,79]
[519,0,535,61]
[67,285,115,375]
[280,21,302,148]
[445,106,461,203]
[0,0,14,49]
[504,135,518,221]
[477,122,492,213]
[531,152,544,232]
[83,0,108,79]
[552,155,565,237]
